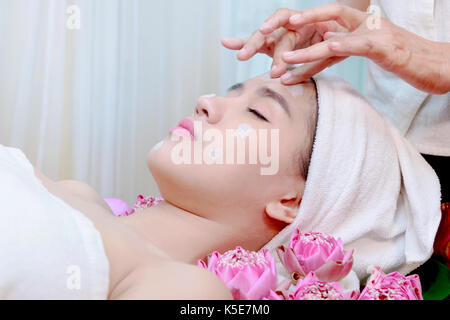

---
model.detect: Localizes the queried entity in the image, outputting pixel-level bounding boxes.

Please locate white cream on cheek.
[235,123,254,139]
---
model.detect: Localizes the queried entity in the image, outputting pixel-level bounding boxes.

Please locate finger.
[237,30,267,61]
[323,31,348,41]
[288,2,367,31]
[221,38,246,50]
[280,56,347,84]
[271,31,297,78]
[327,35,375,58]
[282,41,336,64]
[264,27,288,49]
[259,8,302,34]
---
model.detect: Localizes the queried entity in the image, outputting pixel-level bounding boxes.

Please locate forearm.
[395,35,450,95]
[337,0,370,12]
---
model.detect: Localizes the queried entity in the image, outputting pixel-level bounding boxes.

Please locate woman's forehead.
[253,72,309,98]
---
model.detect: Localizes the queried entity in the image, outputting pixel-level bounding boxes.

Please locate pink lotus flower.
[288,272,359,300]
[358,266,423,300]
[277,230,353,282]
[133,194,164,211]
[197,246,278,300]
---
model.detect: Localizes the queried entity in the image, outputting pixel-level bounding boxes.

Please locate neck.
[120,200,243,265]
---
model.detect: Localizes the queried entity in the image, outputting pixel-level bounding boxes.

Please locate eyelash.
[247,107,269,122]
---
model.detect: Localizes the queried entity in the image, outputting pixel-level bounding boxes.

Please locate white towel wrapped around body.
[264,74,442,284]
[0,144,109,299]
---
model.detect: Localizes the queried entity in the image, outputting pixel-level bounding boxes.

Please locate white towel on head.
[263,74,442,284]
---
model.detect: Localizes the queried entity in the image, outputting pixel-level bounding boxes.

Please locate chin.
[146,143,194,206]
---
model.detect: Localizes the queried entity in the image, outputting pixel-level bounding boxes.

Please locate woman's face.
[147,74,317,248]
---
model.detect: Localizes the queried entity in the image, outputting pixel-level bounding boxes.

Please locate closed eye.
[247,107,269,123]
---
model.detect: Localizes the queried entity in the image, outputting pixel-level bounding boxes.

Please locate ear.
[265,192,301,225]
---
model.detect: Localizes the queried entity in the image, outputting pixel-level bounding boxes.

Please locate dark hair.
[297,77,319,179]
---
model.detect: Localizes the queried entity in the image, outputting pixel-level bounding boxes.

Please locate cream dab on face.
[150,140,164,153]
[235,123,254,139]
[201,93,216,99]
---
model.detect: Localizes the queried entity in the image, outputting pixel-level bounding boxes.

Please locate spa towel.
[264,75,442,284]
[0,144,110,299]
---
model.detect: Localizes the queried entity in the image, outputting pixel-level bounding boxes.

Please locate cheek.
[146,127,287,214]
[147,138,265,198]
[278,136,302,178]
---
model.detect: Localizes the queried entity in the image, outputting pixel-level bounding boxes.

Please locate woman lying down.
[0,73,442,300]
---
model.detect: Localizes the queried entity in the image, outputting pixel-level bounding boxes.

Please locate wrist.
[439,42,450,94]
[403,37,450,95]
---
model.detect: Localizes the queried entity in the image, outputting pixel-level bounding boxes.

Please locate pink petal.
[326,244,345,262]
[246,267,278,300]
[408,274,423,300]
[301,251,326,273]
[226,270,255,299]
[216,264,240,283]
[343,289,360,300]
[197,259,207,269]
[263,290,284,300]
[314,258,353,282]
[277,246,305,275]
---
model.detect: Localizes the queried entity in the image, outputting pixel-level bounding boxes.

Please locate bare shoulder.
[33,165,111,211]
[53,179,112,213]
[112,260,233,300]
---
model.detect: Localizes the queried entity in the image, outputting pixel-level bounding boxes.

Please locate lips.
[170,117,195,138]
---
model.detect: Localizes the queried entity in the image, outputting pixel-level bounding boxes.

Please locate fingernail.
[290,14,303,24]
[260,22,272,32]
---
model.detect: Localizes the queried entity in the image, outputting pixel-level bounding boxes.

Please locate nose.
[195,94,222,124]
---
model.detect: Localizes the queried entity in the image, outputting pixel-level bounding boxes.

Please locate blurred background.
[0,0,367,204]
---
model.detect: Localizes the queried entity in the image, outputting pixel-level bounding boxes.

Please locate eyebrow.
[227,83,244,92]
[257,86,291,118]
[227,82,291,118]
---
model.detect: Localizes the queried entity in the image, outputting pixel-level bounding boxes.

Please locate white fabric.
[264,74,442,283]
[0,144,109,299]
[366,0,450,156]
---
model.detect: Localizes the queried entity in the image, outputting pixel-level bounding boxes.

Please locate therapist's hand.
[224,3,450,94]
[221,8,349,80]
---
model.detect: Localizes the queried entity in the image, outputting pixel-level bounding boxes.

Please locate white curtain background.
[0,0,367,204]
